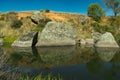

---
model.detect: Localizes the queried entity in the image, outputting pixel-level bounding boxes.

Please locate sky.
[0,0,113,15]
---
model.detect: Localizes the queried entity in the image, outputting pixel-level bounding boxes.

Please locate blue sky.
[0,0,113,15]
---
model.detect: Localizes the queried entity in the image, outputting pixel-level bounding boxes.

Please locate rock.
[95,32,119,48]
[0,38,3,46]
[12,32,38,47]
[77,39,94,47]
[80,39,86,45]
[85,39,94,47]
[92,32,102,43]
[36,22,77,46]
[31,12,51,26]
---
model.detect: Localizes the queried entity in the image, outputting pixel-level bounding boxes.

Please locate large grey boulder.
[95,32,119,48]
[12,32,38,47]
[36,22,77,46]
[0,38,3,46]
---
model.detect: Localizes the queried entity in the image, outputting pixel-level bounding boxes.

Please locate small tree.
[104,0,120,16]
[88,4,104,22]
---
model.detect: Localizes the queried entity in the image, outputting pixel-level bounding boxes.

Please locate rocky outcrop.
[95,32,119,48]
[12,32,38,47]
[92,32,102,43]
[36,22,77,46]
[31,12,51,26]
[0,38,3,46]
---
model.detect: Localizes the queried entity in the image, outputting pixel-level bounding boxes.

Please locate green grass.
[3,35,18,47]
[20,74,62,80]
[33,25,45,32]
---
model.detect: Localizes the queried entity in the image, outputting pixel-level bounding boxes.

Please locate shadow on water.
[0,46,120,80]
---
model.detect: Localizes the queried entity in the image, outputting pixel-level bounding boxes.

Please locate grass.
[20,74,62,80]
[33,26,44,32]
[3,35,18,47]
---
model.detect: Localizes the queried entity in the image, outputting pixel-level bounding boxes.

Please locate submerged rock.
[95,32,119,48]
[12,32,38,47]
[0,38,3,46]
[36,21,77,46]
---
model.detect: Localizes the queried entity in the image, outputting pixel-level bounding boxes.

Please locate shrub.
[112,16,120,27]
[11,20,23,29]
[0,14,6,20]
[40,9,45,13]
[45,9,50,13]
[92,22,112,33]
[88,4,104,22]
[5,12,18,22]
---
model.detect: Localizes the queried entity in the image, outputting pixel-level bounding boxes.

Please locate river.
[0,46,120,80]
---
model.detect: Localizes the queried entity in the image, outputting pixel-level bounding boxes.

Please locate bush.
[11,20,23,29]
[0,14,6,20]
[88,4,104,22]
[5,12,18,22]
[45,9,50,13]
[92,22,112,33]
[112,16,120,27]
[40,9,44,13]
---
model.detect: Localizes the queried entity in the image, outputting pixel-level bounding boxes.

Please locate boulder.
[77,39,94,47]
[85,39,94,47]
[12,32,38,47]
[36,22,77,46]
[80,39,86,45]
[95,32,119,48]
[92,32,102,43]
[31,12,51,26]
[0,38,3,46]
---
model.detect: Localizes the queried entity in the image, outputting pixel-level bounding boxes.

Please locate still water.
[0,46,120,80]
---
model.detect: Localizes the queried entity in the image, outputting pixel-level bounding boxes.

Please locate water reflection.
[37,46,76,67]
[96,47,119,62]
[9,46,76,68]
[0,46,120,80]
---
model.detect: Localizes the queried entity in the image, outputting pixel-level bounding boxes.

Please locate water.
[0,46,120,80]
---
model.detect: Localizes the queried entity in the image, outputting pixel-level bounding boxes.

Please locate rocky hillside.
[0,10,120,46]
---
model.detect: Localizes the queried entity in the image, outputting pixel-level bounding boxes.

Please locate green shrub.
[11,20,23,29]
[0,14,6,20]
[45,9,50,13]
[40,9,45,13]
[112,16,120,27]
[88,4,104,22]
[114,33,120,45]
[92,22,112,33]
